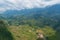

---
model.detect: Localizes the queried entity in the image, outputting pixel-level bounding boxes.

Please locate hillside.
[0,4,60,29]
[8,25,56,40]
[0,4,60,40]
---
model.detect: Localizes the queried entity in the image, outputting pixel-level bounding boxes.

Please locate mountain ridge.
[1,4,60,17]
[0,4,60,30]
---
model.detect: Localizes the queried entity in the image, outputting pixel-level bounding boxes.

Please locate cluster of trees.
[0,20,14,40]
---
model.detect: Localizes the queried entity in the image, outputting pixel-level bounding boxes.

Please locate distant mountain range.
[0,4,60,30]
[1,4,60,19]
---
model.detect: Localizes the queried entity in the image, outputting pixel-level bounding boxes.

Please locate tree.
[0,20,14,40]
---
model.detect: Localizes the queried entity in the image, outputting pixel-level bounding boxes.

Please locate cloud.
[43,0,52,1]
[0,0,60,12]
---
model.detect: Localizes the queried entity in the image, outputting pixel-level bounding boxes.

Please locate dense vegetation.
[0,20,14,40]
[0,4,60,40]
[0,15,59,40]
[0,20,56,40]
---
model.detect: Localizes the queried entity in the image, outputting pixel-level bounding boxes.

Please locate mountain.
[1,4,60,19]
[0,4,60,30]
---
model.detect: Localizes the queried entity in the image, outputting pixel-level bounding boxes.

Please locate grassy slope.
[8,25,37,40]
[7,25,56,40]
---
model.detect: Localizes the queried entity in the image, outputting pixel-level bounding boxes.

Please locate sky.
[0,0,60,12]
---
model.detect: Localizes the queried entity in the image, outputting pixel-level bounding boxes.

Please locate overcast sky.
[0,0,60,12]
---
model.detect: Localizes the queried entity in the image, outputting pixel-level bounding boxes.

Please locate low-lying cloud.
[0,0,60,12]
